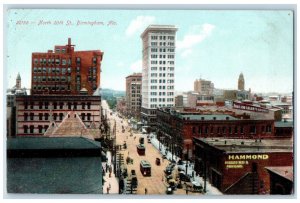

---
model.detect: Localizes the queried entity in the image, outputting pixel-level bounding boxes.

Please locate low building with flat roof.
[192,137,293,195]
[7,137,104,194]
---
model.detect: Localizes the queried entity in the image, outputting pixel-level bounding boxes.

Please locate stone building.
[125,73,142,119]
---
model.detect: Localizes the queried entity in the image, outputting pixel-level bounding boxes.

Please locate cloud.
[181,49,192,58]
[177,24,215,51]
[126,16,156,37]
[130,60,142,72]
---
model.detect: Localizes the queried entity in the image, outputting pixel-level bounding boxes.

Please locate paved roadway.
[102,100,201,196]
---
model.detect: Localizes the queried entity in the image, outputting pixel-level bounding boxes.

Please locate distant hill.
[100,88,125,97]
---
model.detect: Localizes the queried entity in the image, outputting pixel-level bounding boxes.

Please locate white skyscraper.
[140,25,178,126]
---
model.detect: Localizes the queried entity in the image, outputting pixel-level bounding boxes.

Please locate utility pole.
[185,144,189,175]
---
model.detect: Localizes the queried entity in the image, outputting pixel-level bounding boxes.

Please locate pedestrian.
[109,183,111,190]
[145,188,148,195]
[107,186,110,194]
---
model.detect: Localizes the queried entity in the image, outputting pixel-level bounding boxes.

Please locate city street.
[102,100,203,195]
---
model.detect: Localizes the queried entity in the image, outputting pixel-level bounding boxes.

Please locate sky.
[5,9,294,93]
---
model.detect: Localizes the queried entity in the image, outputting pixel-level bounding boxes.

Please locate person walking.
[145,188,148,195]
[107,186,110,194]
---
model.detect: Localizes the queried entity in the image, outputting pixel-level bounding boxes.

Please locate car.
[166,187,173,194]
[164,166,173,175]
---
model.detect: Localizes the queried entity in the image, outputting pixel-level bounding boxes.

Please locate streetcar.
[140,160,151,176]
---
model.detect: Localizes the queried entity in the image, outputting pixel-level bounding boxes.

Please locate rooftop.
[275,121,294,128]
[7,156,102,194]
[141,24,178,38]
[193,137,293,153]
[7,136,101,151]
[265,166,293,182]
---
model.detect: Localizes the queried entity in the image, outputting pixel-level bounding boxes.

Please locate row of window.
[24,101,92,110]
[151,48,175,53]
[150,104,173,108]
[150,79,174,84]
[33,67,71,74]
[150,67,174,71]
[150,92,174,96]
[34,58,71,66]
[33,76,71,82]
[150,60,175,65]
[23,125,49,134]
[150,85,174,90]
[151,73,174,77]
[191,125,272,134]
[32,85,71,91]
[151,42,175,46]
[150,98,174,102]
[150,36,175,40]
[151,54,175,59]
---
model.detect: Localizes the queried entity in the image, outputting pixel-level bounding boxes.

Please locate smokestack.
[68,38,71,46]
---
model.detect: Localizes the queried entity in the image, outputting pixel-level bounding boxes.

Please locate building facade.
[31,38,103,96]
[156,106,292,159]
[194,79,214,95]
[193,138,293,194]
[125,73,142,119]
[141,25,178,128]
[15,95,102,138]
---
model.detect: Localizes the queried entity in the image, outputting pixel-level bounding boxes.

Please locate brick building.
[15,38,104,138]
[31,38,103,96]
[125,73,142,119]
[156,106,293,159]
[15,95,102,138]
[192,138,293,194]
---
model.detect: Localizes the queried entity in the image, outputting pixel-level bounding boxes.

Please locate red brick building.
[156,107,293,159]
[193,138,293,194]
[31,38,103,96]
[14,38,104,138]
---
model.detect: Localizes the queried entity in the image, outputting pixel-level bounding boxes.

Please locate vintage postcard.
[4,7,294,197]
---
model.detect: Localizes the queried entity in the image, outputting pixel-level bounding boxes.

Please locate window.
[55,59,60,65]
[24,102,28,109]
[30,113,34,120]
[198,127,202,134]
[53,113,57,121]
[81,113,85,121]
[24,113,28,121]
[266,125,272,133]
[30,125,34,134]
[44,113,49,120]
[23,125,28,134]
[261,126,265,133]
[87,102,91,109]
[38,125,43,133]
[73,102,77,110]
[82,102,86,109]
[240,126,244,134]
[87,113,91,121]
[59,102,64,109]
[39,113,43,120]
[53,102,57,109]
[234,126,238,134]
[59,113,64,120]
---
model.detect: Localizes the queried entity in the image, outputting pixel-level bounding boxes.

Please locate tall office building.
[140,25,178,127]
[126,73,142,119]
[31,38,103,96]
[194,78,214,95]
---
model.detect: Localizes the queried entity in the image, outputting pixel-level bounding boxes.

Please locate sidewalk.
[150,133,222,195]
[102,151,119,194]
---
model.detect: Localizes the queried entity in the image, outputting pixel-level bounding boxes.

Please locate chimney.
[68,38,71,46]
